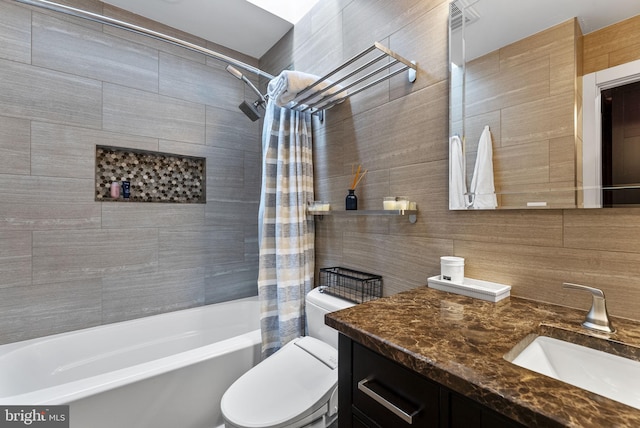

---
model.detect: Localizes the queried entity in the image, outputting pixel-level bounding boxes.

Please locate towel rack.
[288,42,417,115]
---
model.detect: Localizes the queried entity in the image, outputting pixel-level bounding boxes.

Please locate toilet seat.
[221,336,339,428]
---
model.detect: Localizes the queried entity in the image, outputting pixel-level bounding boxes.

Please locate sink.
[506,333,640,410]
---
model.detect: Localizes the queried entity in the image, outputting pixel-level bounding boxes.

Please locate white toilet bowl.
[220,288,354,428]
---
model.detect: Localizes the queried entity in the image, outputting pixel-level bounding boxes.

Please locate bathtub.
[0,296,261,428]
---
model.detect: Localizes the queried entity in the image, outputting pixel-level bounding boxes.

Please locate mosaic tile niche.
[95,146,206,203]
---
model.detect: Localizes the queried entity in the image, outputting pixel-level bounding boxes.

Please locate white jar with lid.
[441,256,464,283]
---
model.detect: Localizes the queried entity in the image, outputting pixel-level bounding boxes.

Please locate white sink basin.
[509,335,640,410]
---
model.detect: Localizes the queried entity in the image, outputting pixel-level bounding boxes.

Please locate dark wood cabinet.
[447,391,524,428]
[338,334,525,428]
[352,339,440,426]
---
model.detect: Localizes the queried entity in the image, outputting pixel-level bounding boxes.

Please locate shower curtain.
[258,99,315,358]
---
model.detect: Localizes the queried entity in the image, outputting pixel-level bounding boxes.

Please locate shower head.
[225,64,244,80]
[239,100,262,122]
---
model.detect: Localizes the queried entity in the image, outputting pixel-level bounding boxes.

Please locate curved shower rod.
[12,0,276,80]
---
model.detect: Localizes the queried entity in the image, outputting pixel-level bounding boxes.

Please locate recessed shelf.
[95,146,205,203]
[308,209,418,223]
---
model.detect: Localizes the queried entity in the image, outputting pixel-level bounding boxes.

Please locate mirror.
[449,0,640,210]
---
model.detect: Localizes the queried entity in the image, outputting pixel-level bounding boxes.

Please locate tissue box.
[427,275,511,302]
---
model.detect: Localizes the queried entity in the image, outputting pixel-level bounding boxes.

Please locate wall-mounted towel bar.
[289,42,417,114]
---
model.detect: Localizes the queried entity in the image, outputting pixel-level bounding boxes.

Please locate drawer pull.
[357,377,419,424]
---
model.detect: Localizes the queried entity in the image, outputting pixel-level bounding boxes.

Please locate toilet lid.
[221,337,338,428]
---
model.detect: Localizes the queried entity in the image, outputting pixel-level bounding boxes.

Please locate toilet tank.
[305,287,355,349]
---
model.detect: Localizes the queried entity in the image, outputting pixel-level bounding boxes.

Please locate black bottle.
[346,189,357,210]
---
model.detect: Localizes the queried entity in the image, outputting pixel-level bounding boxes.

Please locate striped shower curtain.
[258,99,315,358]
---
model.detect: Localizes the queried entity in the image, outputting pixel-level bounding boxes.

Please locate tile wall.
[262,0,640,321]
[3,0,640,347]
[0,0,260,344]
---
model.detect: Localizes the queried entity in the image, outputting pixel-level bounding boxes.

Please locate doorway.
[601,80,640,206]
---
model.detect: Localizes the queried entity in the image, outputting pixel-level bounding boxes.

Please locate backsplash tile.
[95,146,206,203]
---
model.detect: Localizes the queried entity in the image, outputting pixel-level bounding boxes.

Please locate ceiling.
[456,0,640,61]
[101,0,294,59]
[99,0,640,62]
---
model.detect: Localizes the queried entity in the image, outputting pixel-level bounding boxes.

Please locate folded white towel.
[449,135,468,210]
[470,125,498,209]
[267,70,344,108]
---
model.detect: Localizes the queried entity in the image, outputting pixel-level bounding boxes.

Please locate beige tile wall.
[262,0,640,321]
[0,0,260,344]
[583,14,640,75]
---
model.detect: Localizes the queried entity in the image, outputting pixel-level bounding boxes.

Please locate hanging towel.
[449,135,468,209]
[267,70,344,108]
[470,125,498,209]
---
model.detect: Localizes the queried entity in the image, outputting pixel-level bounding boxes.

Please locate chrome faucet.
[563,283,615,333]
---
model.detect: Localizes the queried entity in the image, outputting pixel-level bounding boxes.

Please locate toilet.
[220,287,355,428]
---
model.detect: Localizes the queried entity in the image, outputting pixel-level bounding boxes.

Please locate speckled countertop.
[325,286,640,428]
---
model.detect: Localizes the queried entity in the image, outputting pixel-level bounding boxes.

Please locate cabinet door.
[351,342,440,427]
[352,408,381,428]
[352,416,372,428]
[338,335,525,428]
[448,391,524,428]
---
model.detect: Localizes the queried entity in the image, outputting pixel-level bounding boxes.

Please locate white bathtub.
[0,296,261,428]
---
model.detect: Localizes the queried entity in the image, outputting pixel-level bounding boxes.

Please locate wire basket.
[319,267,382,304]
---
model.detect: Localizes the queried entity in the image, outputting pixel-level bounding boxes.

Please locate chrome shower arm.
[241,76,267,104]
[226,65,267,104]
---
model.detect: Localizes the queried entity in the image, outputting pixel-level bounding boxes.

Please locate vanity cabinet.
[338,335,524,428]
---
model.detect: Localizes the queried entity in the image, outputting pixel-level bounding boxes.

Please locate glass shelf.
[308,209,417,223]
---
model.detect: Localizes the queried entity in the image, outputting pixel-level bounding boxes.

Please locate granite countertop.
[325,286,640,427]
